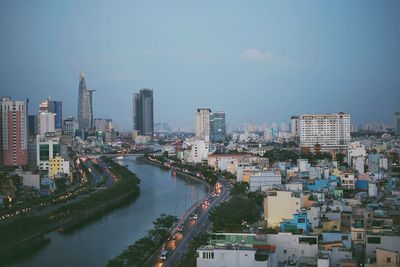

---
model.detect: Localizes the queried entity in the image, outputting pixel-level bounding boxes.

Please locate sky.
[0,1,399,131]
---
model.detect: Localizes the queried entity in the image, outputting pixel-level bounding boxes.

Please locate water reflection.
[8,155,207,267]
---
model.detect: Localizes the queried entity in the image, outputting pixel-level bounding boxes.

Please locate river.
[8,155,207,267]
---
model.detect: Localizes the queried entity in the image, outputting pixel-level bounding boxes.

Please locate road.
[156,177,231,267]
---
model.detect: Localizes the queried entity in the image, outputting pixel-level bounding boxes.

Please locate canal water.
[8,155,207,267]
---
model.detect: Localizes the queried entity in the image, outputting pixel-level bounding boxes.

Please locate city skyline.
[1,1,399,130]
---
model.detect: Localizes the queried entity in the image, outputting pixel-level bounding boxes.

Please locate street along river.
[8,155,207,267]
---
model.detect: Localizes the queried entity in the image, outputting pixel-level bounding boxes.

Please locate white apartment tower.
[299,112,350,150]
[195,108,211,142]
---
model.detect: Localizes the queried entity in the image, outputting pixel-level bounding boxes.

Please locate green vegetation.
[209,183,261,232]
[174,233,209,267]
[107,214,177,267]
[0,157,140,252]
[148,155,218,185]
[263,148,298,163]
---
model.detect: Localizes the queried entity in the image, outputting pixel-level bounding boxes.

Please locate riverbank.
[133,155,215,266]
[138,156,213,193]
[0,156,141,264]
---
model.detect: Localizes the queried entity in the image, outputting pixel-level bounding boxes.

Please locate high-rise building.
[0,97,28,166]
[210,112,226,143]
[395,112,400,136]
[299,112,350,150]
[77,72,94,129]
[38,112,55,135]
[132,89,154,136]
[195,108,211,142]
[290,115,299,138]
[63,117,79,136]
[28,114,37,138]
[39,98,62,129]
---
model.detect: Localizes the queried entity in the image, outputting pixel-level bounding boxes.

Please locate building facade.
[77,72,94,129]
[210,112,226,143]
[196,108,211,142]
[299,113,350,150]
[49,156,70,178]
[264,190,303,227]
[36,133,60,172]
[63,117,79,136]
[132,89,154,136]
[0,97,28,166]
[38,112,55,135]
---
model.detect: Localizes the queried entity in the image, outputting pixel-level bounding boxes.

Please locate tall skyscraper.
[299,112,350,150]
[195,108,211,142]
[210,112,226,143]
[132,89,154,135]
[0,97,28,166]
[395,112,400,136]
[77,72,94,129]
[39,97,62,129]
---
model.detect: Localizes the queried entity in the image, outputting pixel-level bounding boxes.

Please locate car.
[160,250,168,260]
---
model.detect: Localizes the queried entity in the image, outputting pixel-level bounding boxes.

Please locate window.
[39,144,49,161]
[367,237,381,244]
[386,257,391,263]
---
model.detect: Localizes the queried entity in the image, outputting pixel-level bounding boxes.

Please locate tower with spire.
[77,71,94,129]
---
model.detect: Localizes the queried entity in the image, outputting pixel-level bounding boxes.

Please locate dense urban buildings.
[77,72,94,129]
[298,112,351,150]
[132,88,154,136]
[39,97,62,129]
[0,97,28,166]
[195,108,211,142]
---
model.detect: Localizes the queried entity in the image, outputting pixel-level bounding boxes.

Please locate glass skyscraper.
[77,72,94,129]
[210,112,226,143]
[132,89,154,135]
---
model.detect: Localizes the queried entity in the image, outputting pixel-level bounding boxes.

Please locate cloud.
[242,48,272,61]
[242,48,303,68]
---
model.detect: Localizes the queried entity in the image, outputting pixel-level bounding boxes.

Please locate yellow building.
[323,220,341,232]
[369,248,400,267]
[49,156,70,178]
[264,190,303,227]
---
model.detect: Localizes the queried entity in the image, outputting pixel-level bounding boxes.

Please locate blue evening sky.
[0,1,399,131]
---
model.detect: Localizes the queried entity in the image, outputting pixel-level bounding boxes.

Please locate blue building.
[280,212,309,233]
[321,232,352,249]
[40,177,56,195]
[307,179,330,192]
[355,179,369,190]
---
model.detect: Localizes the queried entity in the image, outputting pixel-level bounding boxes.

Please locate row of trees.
[0,157,141,249]
[107,214,177,267]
